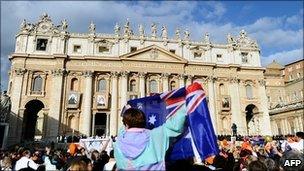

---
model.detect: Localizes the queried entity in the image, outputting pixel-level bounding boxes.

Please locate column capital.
[186,74,194,80]
[14,68,27,76]
[178,73,186,79]
[82,71,94,78]
[207,76,217,82]
[229,77,239,83]
[120,71,129,77]
[51,68,66,76]
[110,71,119,78]
[258,79,266,86]
[161,73,170,78]
[138,72,147,78]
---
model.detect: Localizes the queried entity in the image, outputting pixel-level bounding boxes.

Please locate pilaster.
[8,68,26,144]
[81,71,93,136]
[110,72,118,135]
[119,71,128,130]
[258,79,272,135]
[139,72,146,97]
[207,76,217,133]
[229,77,246,135]
[161,73,169,92]
[47,68,65,141]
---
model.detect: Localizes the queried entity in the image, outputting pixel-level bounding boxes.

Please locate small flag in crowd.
[127,82,219,161]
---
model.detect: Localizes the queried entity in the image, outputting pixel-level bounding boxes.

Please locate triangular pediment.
[120,45,187,64]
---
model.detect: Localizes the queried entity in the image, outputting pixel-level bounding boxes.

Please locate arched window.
[71,78,79,91]
[246,84,253,99]
[219,84,224,95]
[149,80,158,93]
[129,79,136,92]
[170,81,177,91]
[98,79,106,92]
[32,75,42,92]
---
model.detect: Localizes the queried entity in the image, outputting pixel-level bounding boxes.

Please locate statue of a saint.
[20,19,27,30]
[139,24,144,37]
[114,23,120,36]
[184,29,190,40]
[175,28,181,39]
[204,32,210,44]
[151,23,157,38]
[89,21,96,34]
[240,29,247,38]
[161,26,168,39]
[124,19,130,36]
[61,19,68,31]
[227,33,235,44]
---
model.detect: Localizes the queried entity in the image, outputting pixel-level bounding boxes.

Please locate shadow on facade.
[6,103,82,148]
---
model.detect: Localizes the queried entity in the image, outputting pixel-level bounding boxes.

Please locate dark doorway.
[245,104,258,134]
[22,100,44,141]
[94,113,107,137]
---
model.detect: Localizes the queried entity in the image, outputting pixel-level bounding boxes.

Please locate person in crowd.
[247,160,267,171]
[294,131,304,153]
[68,160,88,171]
[114,104,187,170]
[90,150,102,171]
[14,150,39,171]
[103,150,116,171]
[0,156,12,171]
[281,134,298,152]
[263,158,280,171]
[280,149,304,171]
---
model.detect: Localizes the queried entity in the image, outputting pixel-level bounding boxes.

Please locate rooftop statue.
[204,32,210,44]
[139,24,145,37]
[89,21,96,34]
[151,23,157,38]
[175,28,181,39]
[184,29,190,41]
[114,23,121,36]
[161,26,168,39]
[61,19,68,31]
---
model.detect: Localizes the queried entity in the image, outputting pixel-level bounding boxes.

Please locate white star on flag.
[148,114,156,125]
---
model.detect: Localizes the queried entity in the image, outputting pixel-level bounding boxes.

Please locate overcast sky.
[1,1,303,90]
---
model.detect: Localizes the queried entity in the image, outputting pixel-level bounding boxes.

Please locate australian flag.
[126,82,219,161]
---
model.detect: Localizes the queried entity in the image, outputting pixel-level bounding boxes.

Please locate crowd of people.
[0,132,303,171]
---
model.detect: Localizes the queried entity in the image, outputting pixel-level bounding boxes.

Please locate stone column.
[139,72,146,97]
[178,74,185,88]
[119,71,128,130]
[81,71,93,136]
[48,69,65,141]
[110,72,118,136]
[8,68,26,144]
[91,113,96,136]
[229,77,246,135]
[162,73,169,92]
[257,79,272,135]
[207,76,217,134]
[186,75,193,86]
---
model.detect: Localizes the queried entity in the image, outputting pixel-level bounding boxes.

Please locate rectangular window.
[169,49,176,54]
[99,46,109,53]
[289,75,293,80]
[241,52,248,63]
[130,47,137,52]
[216,54,222,61]
[194,52,202,58]
[36,39,48,51]
[288,67,293,72]
[73,45,81,53]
